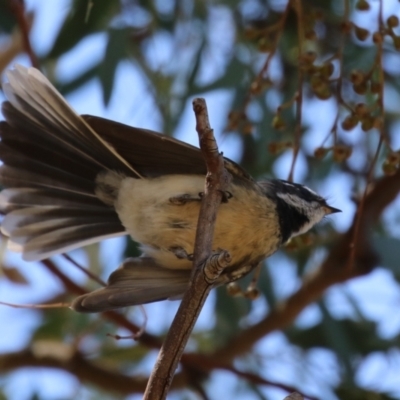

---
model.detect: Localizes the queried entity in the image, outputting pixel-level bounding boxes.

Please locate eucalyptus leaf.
[373,236,400,278]
[98,28,129,106]
[47,0,120,59]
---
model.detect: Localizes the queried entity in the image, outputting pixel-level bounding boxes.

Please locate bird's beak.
[324,206,341,214]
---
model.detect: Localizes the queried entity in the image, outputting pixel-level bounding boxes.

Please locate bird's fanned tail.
[0,66,137,260]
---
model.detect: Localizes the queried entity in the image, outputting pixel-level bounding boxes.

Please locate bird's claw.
[169,246,193,260]
[169,193,202,205]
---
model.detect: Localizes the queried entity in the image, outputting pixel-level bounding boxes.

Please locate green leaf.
[335,385,399,400]
[0,0,17,34]
[32,307,91,341]
[214,286,252,344]
[99,344,149,365]
[195,56,251,93]
[286,315,398,356]
[47,0,120,59]
[257,263,277,308]
[123,237,141,259]
[98,28,129,106]
[33,308,75,340]
[373,236,400,278]
[55,63,100,96]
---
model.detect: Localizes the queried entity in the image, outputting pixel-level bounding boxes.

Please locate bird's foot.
[169,246,194,261]
[198,190,232,203]
[169,193,202,205]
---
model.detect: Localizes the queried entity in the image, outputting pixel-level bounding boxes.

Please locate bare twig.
[8,0,39,69]
[41,259,86,295]
[143,98,232,399]
[62,253,107,287]
[347,0,386,272]
[0,300,69,309]
[40,259,162,349]
[287,0,305,182]
[284,393,304,400]
[243,2,290,110]
[182,354,319,400]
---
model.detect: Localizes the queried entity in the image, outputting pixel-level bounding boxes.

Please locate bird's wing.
[82,114,254,182]
[71,257,191,312]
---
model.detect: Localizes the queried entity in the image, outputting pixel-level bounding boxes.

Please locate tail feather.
[0,66,134,260]
[0,109,105,180]
[0,164,95,195]
[2,207,119,235]
[3,66,140,177]
[0,188,107,212]
[18,224,124,261]
[1,204,124,260]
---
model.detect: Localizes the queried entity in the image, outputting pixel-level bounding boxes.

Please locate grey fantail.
[0,66,340,312]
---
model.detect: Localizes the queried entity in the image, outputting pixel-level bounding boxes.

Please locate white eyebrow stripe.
[279,181,320,197]
[276,192,310,205]
[302,186,318,196]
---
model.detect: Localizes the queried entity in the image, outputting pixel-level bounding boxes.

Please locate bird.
[0,65,340,312]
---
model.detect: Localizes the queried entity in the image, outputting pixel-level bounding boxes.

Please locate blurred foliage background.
[1,0,400,399]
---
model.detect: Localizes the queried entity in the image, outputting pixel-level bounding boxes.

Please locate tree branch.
[8,0,39,69]
[0,348,187,395]
[284,394,304,400]
[143,98,232,399]
[182,353,318,400]
[40,259,162,350]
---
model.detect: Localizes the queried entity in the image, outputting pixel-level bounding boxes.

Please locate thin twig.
[284,393,304,400]
[8,0,39,69]
[62,253,107,287]
[347,0,385,272]
[331,0,350,145]
[143,98,232,400]
[40,259,162,349]
[182,355,319,400]
[222,368,314,400]
[287,0,305,182]
[243,3,290,110]
[0,301,69,309]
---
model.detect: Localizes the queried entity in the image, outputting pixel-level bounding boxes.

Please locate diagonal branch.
[40,259,162,350]
[8,0,39,69]
[143,98,232,399]
[0,348,187,395]
[182,354,318,400]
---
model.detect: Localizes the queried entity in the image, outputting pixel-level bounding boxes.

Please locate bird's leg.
[169,191,232,205]
[226,263,261,300]
[168,246,194,261]
[169,193,202,205]
[218,190,233,203]
[243,263,261,299]
[199,190,232,203]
